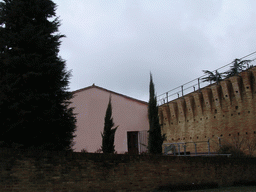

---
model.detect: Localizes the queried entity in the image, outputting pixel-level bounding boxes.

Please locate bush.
[217,144,246,157]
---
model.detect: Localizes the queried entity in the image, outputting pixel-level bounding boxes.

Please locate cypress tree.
[0,0,76,151]
[101,96,118,153]
[148,73,166,154]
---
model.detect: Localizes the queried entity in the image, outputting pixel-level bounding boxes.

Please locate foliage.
[201,58,254,85]
[217,135,256,157]
[0,0,76,151]
[224,58,253,78]
[81,148,88,153]
[201,70,223,84]
[217,144,245,157]
[243,136,256,157]
[94,148,103,153]
[101,96,118,153]
[148,73,166,154]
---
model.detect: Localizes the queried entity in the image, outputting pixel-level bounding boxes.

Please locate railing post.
[183,144,186,156]
[181,85,184,97]
[194,143,197,156]
[198,78,200,92]
[177,144,180,155]
[166,92,168,103]
[208,139,210,155]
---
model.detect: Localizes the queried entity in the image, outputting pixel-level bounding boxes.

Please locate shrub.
[217,144,245,157]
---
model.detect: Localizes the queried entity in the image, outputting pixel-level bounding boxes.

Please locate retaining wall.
[0,148,256,191]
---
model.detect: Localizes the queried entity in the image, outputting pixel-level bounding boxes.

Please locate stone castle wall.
[159,67,256,154]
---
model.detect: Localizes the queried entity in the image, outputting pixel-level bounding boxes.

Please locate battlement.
[159,67,256,154]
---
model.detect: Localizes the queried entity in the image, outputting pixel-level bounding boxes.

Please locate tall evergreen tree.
[0,0,76,151]
[148,73,166,154]
[101,96,118,154]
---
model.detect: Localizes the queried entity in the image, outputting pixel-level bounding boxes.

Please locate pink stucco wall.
[69,85,149,153]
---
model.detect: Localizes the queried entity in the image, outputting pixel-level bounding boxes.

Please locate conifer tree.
[0,0,76,151]
[101,96,118,153]
[148,73,166,154]
[224,58,253,78]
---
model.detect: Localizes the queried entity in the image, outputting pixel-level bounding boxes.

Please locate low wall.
[0,148,256,192]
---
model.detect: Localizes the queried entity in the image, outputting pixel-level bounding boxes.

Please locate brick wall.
[159,67,256,155]
[0,148,256,191]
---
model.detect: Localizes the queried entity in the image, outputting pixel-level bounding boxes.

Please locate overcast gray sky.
[54,0,256,102]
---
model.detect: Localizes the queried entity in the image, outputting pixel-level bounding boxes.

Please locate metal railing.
[163,138,231,157]
[157,51,256,106]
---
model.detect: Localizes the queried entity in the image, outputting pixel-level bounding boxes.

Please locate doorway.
[127,131,138,154]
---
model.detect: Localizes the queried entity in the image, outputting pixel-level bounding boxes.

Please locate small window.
[235,106,238,110]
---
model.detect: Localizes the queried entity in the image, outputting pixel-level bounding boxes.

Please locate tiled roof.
[72,84,148,105]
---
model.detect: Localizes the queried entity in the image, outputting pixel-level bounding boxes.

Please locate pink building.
[70,84,149,154]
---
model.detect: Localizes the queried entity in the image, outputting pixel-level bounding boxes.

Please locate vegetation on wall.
[0,0,76,151]
[101,96,118,154]
[202,58,254,84]
[224,58,253,78]
[201,70,222,85]
[148,73,166,154]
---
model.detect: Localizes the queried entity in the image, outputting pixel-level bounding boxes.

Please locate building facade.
[70,84,149,154]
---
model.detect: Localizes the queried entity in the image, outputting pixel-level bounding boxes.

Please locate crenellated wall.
[159,67,256,154]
